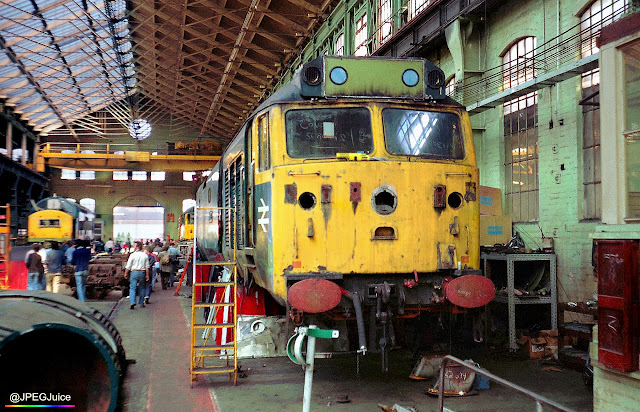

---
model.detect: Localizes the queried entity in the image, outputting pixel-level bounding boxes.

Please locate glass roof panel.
[0,0,134,134]
[0,2,31,20]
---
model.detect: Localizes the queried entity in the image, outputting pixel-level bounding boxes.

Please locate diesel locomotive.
[28,196,95,242]
[195,56,494,361]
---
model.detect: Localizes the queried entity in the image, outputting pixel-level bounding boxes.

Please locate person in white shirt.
[105,238,114,253]
[124,242,150,309]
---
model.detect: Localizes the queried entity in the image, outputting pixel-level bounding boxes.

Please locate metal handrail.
[437,355,578,412]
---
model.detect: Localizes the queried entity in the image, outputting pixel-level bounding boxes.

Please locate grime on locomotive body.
[196,56,494,353]
[28,196,95,243]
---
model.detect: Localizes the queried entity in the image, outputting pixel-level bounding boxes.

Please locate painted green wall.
[470,0,599,302]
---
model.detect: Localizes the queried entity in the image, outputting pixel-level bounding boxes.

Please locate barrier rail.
[437,355,577,412]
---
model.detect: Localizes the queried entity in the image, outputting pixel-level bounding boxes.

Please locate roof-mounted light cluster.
[300,56,446,101]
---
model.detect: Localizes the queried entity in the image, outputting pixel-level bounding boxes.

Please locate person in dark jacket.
[25,243,45,290]
[71,240,92,302]
[45,241,65,293]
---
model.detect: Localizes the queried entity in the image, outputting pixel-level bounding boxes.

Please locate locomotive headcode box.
[479,185,502,216]
[479,215,512,246]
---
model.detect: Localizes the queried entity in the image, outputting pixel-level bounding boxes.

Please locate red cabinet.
[596,240,639,372]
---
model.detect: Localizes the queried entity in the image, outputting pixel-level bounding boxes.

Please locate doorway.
[113,206,165,243]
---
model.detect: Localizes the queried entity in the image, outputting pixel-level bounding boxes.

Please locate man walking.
[124,241,149,309]
[25,243,44,290]
[71,240,92,302]
[45,241,65,293]
[167,242,180,289]
[143,245,157,304]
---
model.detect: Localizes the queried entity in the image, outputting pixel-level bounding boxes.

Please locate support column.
[32,136,39,171]
[5,123,12,160]
[21,132,27,166]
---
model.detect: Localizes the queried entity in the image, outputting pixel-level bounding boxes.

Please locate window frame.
[354,12,368,57]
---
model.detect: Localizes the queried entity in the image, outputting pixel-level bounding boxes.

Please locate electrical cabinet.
[596,240,639,372]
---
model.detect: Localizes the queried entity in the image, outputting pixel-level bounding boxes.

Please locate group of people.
[124,241,181,309]
[25,238,182,307]
[25,239,92,301]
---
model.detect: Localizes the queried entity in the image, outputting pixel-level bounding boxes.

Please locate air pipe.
[340,288,367,354]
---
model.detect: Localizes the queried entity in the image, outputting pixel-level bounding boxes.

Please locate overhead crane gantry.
[38,143,219,172]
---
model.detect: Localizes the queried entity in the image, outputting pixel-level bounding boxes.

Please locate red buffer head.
[288,279,343,313]
[444,275,496,308]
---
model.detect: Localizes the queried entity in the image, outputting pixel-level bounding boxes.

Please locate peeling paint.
[285,183,297,204]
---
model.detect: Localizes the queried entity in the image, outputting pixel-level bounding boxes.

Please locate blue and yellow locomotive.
[28,196,95,242]
[195,56,494,357]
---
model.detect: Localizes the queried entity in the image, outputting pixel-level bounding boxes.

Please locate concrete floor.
[88,286,594,412]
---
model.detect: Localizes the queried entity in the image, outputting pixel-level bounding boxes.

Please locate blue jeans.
[27,272,44,290]
[129,271,146,305]
[75,270,89,302]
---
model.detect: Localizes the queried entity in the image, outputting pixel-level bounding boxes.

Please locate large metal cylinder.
[0,291,126,411]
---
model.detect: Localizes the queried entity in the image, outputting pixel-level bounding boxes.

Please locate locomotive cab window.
[39,219,61,228]
[383,109,464,159]
[285,107,373,158]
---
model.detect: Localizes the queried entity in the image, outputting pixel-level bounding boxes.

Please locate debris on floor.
[377,403,418,412]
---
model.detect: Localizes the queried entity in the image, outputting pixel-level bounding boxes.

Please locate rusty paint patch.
[350,182,361,202]
[285,183,297,204]
[434,185,446,208]
[291,260,302,269]
[321,184,332,203]
[464,182,476,202]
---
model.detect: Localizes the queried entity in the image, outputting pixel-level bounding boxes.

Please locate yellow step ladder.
[190,206,238,386]
[0,204,11,290]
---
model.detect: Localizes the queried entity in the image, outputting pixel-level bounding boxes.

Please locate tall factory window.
[80,170,96,180]
[354,13,368,56]
[502,37,539,222]
[376,0,393,48]
[579,0,626,219]
[622,39,640,218]
[182,199,196,213]
[61,169,77,180]
[11,148,27,162]
[113,171,128,181]
[445,75,456,97]
[408,0,432,20]
[150,171,165,181]
[79,198,95,213]
[335,33,345,56]
[132,171,147,181]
